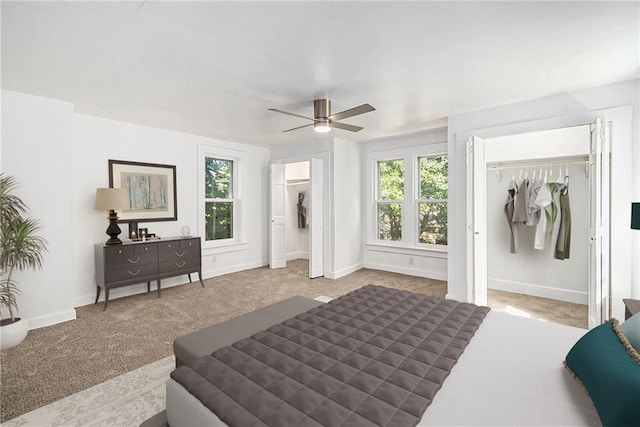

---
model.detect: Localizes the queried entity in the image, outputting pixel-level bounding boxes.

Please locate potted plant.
[0,174,47,350]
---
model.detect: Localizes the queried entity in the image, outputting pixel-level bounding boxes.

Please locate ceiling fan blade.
[268,108,316,122]
[331,121,364,132]
[282,123,314,133]
[329,103,375,122]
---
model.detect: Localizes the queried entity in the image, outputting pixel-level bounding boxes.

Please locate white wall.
[331,139,363,278]
[72,114,271,306]
[361,129,448,281]
[448,79,639,320]
[284,162,309,260]
[1,90,76,328]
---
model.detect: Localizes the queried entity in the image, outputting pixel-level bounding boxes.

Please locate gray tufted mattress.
[168,285,493,426]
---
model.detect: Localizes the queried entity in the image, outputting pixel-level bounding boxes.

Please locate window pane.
[205,201,233,240]
[378,159,404,200]
[205,158,233,199]
[419,156,448,199]
[378,202,402,241]
[418,202,447,245]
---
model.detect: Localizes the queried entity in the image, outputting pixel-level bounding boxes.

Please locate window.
[204,157,234,241]
[417,155,448,245]
[377,159,404,241]
[369,145,448,250]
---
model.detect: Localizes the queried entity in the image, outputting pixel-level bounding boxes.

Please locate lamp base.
[105,209,123,245]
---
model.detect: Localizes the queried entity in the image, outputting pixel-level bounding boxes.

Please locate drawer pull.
[175,261,186,268]
[175,251,186,257]
[167,244,173,248]
[128,269,141,276]
[127,257,141,264]
[144,247,148,251]
[118,250,123,254]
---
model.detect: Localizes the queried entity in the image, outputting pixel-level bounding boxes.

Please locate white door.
[588,118,611,327]
[270,163,286,269]
[467,136,488,306]
[309,158,324,278]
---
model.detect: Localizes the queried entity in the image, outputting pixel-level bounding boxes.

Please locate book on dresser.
[94,236,204,310]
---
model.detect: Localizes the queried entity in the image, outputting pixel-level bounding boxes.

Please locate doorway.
[467,120,611,328]
[270,158,324,278]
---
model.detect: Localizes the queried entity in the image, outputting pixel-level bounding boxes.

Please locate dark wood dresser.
[94,237,204,310]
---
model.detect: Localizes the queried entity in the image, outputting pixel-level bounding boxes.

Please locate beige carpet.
[0,260,587,423]
[0,260,446,422]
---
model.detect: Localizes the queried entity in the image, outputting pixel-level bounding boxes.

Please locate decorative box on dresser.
[94,237,204,310]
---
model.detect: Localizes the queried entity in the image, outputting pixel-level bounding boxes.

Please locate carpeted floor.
[0,260,587,423]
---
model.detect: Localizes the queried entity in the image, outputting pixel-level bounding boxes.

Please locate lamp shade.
[95,188,128,211]
[632,203,640,230]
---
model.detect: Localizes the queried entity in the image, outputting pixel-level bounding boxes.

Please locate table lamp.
[95,188,129,245]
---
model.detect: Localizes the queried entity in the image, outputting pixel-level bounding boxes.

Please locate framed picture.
[109,160,177,222]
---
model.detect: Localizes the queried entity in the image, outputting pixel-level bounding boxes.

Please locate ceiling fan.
[269,99,375,133]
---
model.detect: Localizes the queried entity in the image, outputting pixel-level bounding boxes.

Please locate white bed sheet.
[166,311,600,426]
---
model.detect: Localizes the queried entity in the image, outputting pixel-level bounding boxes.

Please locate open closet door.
[467,136,488,305]
[270,163,286,269]
[588,118,611,328]
[309,158,324,278]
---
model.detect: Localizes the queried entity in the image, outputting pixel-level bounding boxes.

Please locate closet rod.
[488,156,588,171]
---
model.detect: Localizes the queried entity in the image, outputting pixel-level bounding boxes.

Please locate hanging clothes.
[512,178,529,223]
[504,179,519,254]
[534,180,553,250]
[297,192,307,228]
[548,181,566,250]
[555,179,571,260]
[527,179,542,226]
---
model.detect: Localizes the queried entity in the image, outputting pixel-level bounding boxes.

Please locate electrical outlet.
[211,255,217,264]
[409,257,414,265]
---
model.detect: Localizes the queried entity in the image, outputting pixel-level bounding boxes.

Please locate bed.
[164,285,626,426]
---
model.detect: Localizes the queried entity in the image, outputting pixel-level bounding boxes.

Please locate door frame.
[269,153,329,277]
[461,107,632,323]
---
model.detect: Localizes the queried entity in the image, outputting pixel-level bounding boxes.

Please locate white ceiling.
[2,1,638,148]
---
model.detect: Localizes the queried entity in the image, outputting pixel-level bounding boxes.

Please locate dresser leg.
[199,270,204,287]
[157,280,162,298]
[103,288,110,311]
[188,273,192,283]
[94,286,101,304]
[147,281,151,293]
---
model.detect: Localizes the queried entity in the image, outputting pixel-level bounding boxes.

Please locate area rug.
[2,356,174,427]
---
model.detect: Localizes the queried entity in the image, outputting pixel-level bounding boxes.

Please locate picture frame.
[109,159,177,223]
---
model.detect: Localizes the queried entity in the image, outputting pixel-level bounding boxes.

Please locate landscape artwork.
[121,172,168,213]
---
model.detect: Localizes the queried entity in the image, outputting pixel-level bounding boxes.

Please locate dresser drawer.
[106,263,157,283]
[179,238,200,249]
[105,246,156,269]
[133,243,157,255]
[159,257,200,274]
[158,246,200,263]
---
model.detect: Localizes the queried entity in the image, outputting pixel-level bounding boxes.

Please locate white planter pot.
[0,318,29,350]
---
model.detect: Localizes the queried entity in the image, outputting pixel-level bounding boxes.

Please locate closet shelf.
[286,179,309,186]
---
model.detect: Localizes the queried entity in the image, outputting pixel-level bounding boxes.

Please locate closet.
[468,122,610,327]
[284,161,310,261]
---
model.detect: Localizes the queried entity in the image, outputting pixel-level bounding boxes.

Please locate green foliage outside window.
[418,156,448,245]
[205,158,233,241]
[377,159,403,241]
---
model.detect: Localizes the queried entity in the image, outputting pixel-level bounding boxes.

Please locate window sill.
[365,242,447,258]
[202,241,248,254]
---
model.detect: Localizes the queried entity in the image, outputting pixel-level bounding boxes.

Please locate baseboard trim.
[488,278,588,305]
[26,309,76,330]
[286,251,309,261]
[325,262,363,280]
[363,262,447,281]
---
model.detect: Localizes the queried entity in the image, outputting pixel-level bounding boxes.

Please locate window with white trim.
[204,157,235,241]
[417,155,448,245]
[370,146,447,249]
[376,159,404,241]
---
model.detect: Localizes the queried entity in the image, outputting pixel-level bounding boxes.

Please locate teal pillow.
[565,320,640,427]
[621,312,640,352]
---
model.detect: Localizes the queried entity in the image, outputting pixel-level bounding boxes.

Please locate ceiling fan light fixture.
[314,120,331,133]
